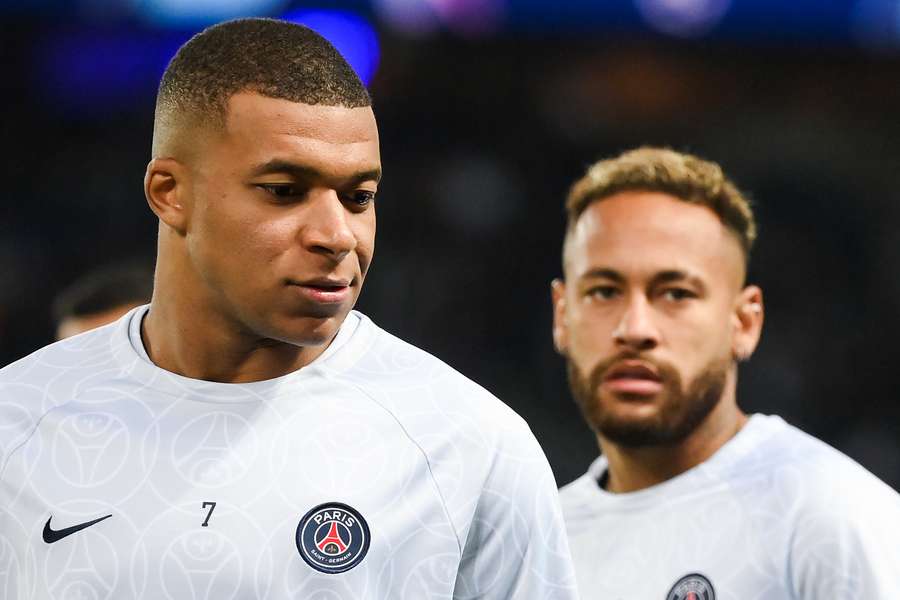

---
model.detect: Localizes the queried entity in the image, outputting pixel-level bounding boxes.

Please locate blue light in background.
[35,9,380,116]
[636,0,731,38]
[851,0,900,49]
[133,0,289,28]
[282,9,380,85]
[373,0,442,37]
[35,29,192,114]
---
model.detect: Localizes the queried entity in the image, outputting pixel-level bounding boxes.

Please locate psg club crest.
[296,502,370,574]
[666,573,716,600]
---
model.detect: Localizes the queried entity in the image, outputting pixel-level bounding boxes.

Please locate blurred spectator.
[52,262,153,339]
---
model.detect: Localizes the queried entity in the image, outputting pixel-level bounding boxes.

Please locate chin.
[594,412,674,447]
[593,390,720,448]
[266,311,347,347]
[595,406,665,441]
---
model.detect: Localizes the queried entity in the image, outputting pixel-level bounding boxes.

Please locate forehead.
[216,91,380,171]
[565,191,745,286]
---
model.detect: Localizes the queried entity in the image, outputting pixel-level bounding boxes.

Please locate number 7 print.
[201,501,217,527]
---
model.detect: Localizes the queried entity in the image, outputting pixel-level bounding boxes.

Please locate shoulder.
[324,313,532,441]
[558,456,612,532]
[1,319,122,387]
[745,416,898,506]
[0,322,123,470]
[323,314,554,533]
[754,419,900,595]
[728,416,900,553]
[559,470,600,520]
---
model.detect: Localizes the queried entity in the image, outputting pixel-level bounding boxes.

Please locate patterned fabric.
[0,306,578,599]
[561,414,900,599]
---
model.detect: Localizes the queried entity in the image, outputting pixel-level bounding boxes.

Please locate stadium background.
[2,0,899,489]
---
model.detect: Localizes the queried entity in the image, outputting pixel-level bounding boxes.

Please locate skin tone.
[56,303,144,340]
[143,92,381,383]
[552,191,764,493]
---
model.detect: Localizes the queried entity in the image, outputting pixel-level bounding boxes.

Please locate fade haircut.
[153,18,371,155]
[564,146,756,265]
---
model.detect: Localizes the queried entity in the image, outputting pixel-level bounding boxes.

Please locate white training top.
[560,414,900,599]
[0,306,578,600]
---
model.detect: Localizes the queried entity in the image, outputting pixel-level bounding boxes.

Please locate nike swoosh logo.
[42,514,112,544]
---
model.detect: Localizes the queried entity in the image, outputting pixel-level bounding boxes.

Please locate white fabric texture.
[0,306,578,599]
[560,413,900,599]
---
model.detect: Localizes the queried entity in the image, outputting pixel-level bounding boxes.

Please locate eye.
[662,288,696,301]
[587,286,619,300]
[345,190,376,208]
[257,183,302,199]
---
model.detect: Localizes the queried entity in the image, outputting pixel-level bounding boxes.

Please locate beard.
[566,352,729,448]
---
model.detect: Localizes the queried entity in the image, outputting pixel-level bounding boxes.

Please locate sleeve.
[452,416,580,600]
[790,478,900,599]
[0,379,46,489]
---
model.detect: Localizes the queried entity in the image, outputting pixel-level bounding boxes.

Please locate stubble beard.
[566,352,730,448]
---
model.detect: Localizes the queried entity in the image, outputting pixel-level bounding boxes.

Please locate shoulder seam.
[0,389,86,487]
[317,368,465,555]
[0,336,124,487]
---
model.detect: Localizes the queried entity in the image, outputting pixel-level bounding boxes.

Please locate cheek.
[248,218,297,257]
[193,205,294,278]
[667,308,734,369]
[353,213,376,271]
[565,303,616,360]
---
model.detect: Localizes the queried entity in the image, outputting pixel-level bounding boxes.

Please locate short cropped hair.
[154,18,370,147]
[53,264,153,325]
[565,147,756,260]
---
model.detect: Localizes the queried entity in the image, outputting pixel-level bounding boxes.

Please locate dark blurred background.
[2,0,900,488]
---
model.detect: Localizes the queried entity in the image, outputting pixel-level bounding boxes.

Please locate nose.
[612,296,660,352]
[301,190,357,261]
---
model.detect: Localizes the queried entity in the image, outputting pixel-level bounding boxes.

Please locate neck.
[141,243,332,383]
[598,372,747,494]
[141,301,331,384]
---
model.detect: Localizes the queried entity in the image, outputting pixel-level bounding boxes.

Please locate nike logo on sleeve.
[42,514,113,544]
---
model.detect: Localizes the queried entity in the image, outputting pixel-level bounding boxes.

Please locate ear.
[144,157,189,235]
[732,285,764,362]
[551,278,569,355]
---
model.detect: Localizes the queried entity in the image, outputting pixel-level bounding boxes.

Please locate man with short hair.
[0,19,578,599]
[53,262,153,339]
[553,146,900,598]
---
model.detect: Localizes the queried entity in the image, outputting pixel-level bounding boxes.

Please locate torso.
[0,307,544,599]
[560,414,900,600]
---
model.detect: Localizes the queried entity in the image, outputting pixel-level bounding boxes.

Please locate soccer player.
[552,147,900,598]
[53,262,153,339]
[0,19,578,599]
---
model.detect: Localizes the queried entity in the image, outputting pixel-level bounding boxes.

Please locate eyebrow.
[650,270,707,292]
[248,159,382,185]
[580,268,625,283]
[580,268,708,292]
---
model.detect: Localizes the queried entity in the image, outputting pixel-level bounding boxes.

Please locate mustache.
[587,352,678,386]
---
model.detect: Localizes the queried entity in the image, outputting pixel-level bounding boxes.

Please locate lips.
[602,360,663,395]
[604,361,661,382]
[287,277,354,306]
[294,277,352,289]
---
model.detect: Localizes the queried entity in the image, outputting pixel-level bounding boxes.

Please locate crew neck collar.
[108,304,372,401]
[574,414,782,510]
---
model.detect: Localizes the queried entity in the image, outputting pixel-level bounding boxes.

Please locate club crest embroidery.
[666,573,716,600]
[296,502,371,574]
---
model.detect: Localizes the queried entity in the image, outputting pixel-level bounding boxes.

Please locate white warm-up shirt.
[560,414,900,599]
[0,307,578,599]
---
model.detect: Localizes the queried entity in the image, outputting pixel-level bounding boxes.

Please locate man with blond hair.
[553,146,900,598]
